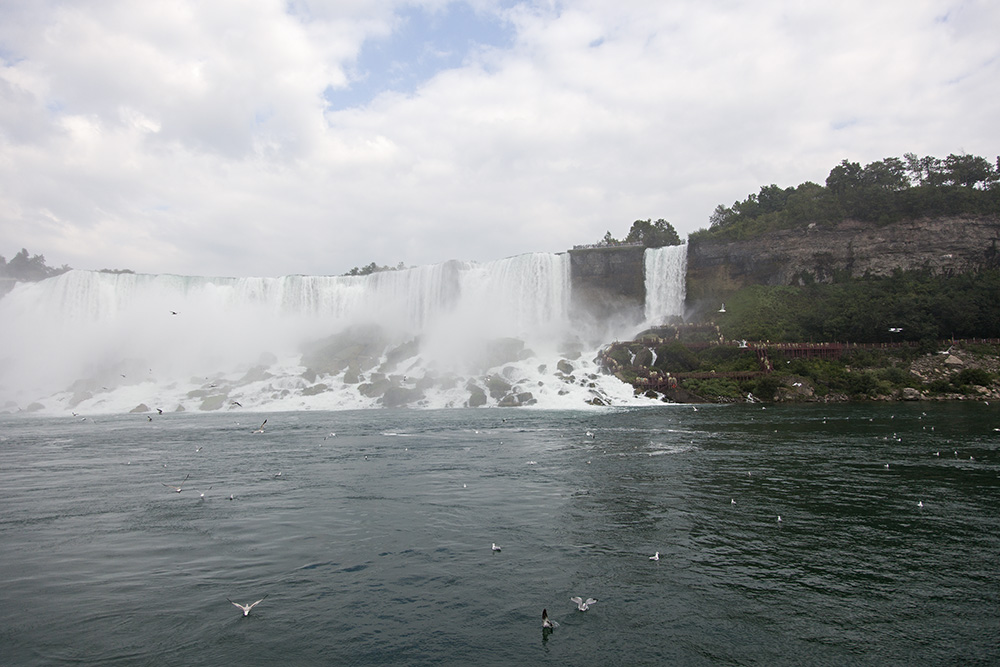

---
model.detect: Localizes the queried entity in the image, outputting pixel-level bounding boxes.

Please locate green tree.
[943,153,997,189]
[623,219,681,247]
[1,248,70,281]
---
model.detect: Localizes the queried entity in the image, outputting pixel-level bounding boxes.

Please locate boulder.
[466,384,488,407]
[381,386,424,408]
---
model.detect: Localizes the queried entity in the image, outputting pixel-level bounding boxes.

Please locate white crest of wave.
[0,250,686,414]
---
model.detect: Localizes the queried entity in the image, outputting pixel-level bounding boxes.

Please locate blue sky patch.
[323,2,516,110]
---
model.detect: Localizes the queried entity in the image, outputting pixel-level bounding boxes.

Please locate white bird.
[492,543,502,552]
[162,474,190,493]
[228,595,267,617]
[918,500,924,508]
[777,515,782,523]
[253,419,267,434]
[650,552,659,561]
[542,608,559,629]
[731,498,736,505]
[571,596,598,611]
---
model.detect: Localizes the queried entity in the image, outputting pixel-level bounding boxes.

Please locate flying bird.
[492,543,502,552]
[228,595,267,617]
[542,608,559,629]
[162,474,190,493]
[571,596,598,611]
[253,419,267,434]
[650,552,659,561]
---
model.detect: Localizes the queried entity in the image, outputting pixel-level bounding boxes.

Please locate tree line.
[0,248,71,281]
[596,218,682,248]
[694,153,1000,241]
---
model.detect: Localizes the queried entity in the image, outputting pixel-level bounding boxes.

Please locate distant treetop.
[343,261,407,277]
[0,248,71,281]
[694,152,1000,242]
[598,219,682,248]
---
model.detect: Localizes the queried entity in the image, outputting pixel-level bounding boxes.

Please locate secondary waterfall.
[0,249,688,414]
[644,244,687,325]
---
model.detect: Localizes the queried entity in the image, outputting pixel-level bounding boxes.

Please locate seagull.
[253,419,267,434]
[492,543,502,552]
[571,596,598,611]
[542,608,559,629]
[156,408,163,415]
[731,498,736,505]
[918,500,924,508]
[228,595,267,617]
[777,515,782,523]
[170,310,178,315]
[718,303,726,313]
[162,474,190,493]
[650,552,659,561]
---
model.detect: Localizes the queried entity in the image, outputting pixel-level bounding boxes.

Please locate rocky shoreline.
[601,333,1000,404]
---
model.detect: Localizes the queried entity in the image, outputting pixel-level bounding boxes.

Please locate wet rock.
[199,394,227,411]
[381,386,424,408]
[487,375,512,400]
[466,382,488,407]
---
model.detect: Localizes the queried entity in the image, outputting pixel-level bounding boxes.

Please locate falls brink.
[0,250,687,414]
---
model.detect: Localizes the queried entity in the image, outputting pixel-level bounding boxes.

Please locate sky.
[0,0,997,278]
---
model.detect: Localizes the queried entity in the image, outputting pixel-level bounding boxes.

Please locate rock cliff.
[568,245,646,326]
[686,216,1000,301]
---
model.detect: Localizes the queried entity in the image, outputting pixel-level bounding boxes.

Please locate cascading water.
[643,244,687,326]
[0,249,689,414]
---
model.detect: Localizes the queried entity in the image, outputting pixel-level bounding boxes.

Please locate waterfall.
[0,252,651,413]
[644,244,687,325]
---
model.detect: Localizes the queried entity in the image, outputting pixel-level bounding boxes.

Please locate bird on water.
[228,595,267,617]
[571,596,598,611]
[162,474,190,493]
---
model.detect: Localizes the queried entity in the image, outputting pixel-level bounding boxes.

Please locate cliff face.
[686,216,1000,300]
[568,245,646,327]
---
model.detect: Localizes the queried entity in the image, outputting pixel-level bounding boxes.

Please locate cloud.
[0,0,998,277]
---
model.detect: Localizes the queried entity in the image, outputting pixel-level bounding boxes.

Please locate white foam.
[1,249,687,413]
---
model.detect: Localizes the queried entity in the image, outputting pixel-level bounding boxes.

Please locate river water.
[1,403,997,666]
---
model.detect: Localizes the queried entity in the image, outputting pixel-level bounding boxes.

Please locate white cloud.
[0,0,997,277]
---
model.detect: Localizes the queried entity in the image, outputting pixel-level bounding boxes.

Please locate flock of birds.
[142,418,664,626]
[129,408,988,626]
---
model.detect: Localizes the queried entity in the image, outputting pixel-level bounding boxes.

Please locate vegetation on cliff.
[596,218,682,248]
[692,153,1000,242]
[709,269,1000,344]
